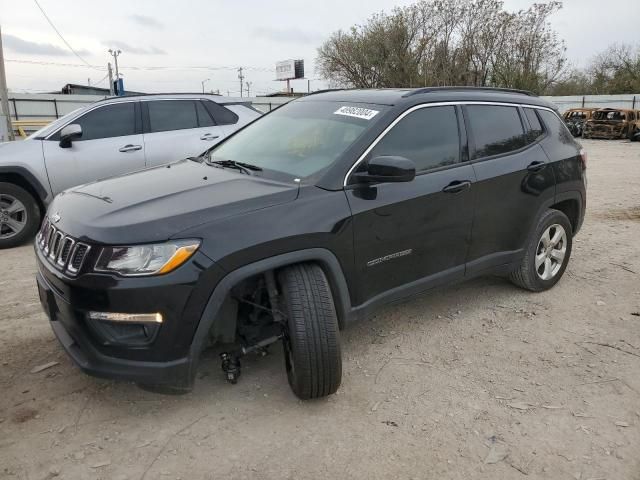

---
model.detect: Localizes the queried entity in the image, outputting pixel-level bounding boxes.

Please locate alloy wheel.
[535,223,567,281]
[0,194,28,240]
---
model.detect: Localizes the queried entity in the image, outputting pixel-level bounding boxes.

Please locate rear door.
[464,104,555,275]
[43,101,146,193]
[142,99,227,167]
[345,105,476,305]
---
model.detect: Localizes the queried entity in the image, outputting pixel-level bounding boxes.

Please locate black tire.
[0,182,41,249]
[510,209,573,292]
[630,127,639,142]
[278,263,342,399]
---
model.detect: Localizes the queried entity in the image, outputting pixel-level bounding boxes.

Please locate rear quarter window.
[204,101,239,125]
[523,108,544,143]
[538,110,575,144]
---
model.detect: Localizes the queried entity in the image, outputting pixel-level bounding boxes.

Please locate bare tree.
[316,0,568,94]
[588,44,640,94]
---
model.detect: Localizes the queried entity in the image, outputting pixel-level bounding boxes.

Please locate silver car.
[0,94,261,248]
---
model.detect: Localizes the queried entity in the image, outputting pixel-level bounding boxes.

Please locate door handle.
[442,180,472,193]
[119,144,142,153]
[527,161,546,172]
[200,134,220,141]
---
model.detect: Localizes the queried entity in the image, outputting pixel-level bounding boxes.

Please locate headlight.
[95,240,200,276]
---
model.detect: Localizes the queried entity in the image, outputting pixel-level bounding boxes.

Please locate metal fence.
[6,92,640,137]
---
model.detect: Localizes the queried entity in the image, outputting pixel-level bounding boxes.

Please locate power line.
[93,72,109,85]
[5,58,275,72]
[32,0,101,71]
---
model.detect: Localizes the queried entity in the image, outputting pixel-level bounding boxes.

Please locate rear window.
[466,105,527,158]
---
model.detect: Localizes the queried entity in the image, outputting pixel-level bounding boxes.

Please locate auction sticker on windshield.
[334,106,379,120]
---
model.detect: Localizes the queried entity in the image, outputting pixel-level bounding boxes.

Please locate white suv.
[0,94,261,248]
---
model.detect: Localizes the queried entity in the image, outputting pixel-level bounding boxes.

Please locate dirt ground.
[1,139,639,480]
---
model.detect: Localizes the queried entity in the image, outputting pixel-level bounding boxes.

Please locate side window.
[204,101,239,125]
[524,108,544,143]
[538,110,574,144]
[147,100,198,133]
[368,106,460,172]
[467,105,527,158]
[196,101,216,127]
[51,103,136,141]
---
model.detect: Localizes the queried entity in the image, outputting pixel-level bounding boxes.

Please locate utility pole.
[108,49,122,95]
[107,62,114,96]
[237,67,244,98]
[201,78,210,94]
[0,25,15,141]
[245,81,252,97]
[308,79,310,93]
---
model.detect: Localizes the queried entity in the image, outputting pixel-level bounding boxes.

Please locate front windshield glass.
[209,101,388,178]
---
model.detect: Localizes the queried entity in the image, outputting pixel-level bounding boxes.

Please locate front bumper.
[35,245,224,389]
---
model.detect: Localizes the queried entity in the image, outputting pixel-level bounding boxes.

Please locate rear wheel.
[510,209,573,292]
[0,182,41,249]
[278,263,342,399]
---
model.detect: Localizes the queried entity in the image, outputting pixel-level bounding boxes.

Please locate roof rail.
[402,86,536,98]
[304,88,346,97]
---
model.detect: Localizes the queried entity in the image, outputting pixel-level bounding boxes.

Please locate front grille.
[37,220,90,276]
[68,244,89,273]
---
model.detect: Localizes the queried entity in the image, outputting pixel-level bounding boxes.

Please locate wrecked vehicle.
[582,108,640,140]
[562,108,595,137]
[35,87,586,399]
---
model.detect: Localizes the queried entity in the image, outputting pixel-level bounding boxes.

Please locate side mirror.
[352,155,416,184]
[59,124,82,148]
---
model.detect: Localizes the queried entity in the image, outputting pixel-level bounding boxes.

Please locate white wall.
[541,94,640,111]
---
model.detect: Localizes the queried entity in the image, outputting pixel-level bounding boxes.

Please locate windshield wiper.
[209,159,262,175]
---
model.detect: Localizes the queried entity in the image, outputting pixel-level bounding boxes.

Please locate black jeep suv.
[36,88,586,399]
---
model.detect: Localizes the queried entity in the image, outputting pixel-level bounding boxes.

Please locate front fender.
[0,139,52,202]
[186,248,353,380]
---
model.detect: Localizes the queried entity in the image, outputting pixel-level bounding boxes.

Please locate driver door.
[42,102,146,194]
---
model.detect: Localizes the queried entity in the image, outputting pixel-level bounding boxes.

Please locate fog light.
[88,312,163,323]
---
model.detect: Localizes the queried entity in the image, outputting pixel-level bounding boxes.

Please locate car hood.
[48,159,300,244]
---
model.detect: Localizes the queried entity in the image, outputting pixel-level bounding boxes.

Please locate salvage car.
[582,108,638,140]
[562,108,595,137]
[0,94,261,248]
[35,87,586,399]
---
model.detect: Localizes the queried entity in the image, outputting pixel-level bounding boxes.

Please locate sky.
[1,0,638,96]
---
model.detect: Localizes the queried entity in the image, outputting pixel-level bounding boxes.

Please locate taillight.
[579,148,587,170]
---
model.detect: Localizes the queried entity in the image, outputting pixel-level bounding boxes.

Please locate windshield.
[27,107,84,139]
[209,101,389,178]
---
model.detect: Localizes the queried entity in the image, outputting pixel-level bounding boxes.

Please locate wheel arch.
[550,191,584,235]
[186,248,353,379]
[0,166,49,217]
